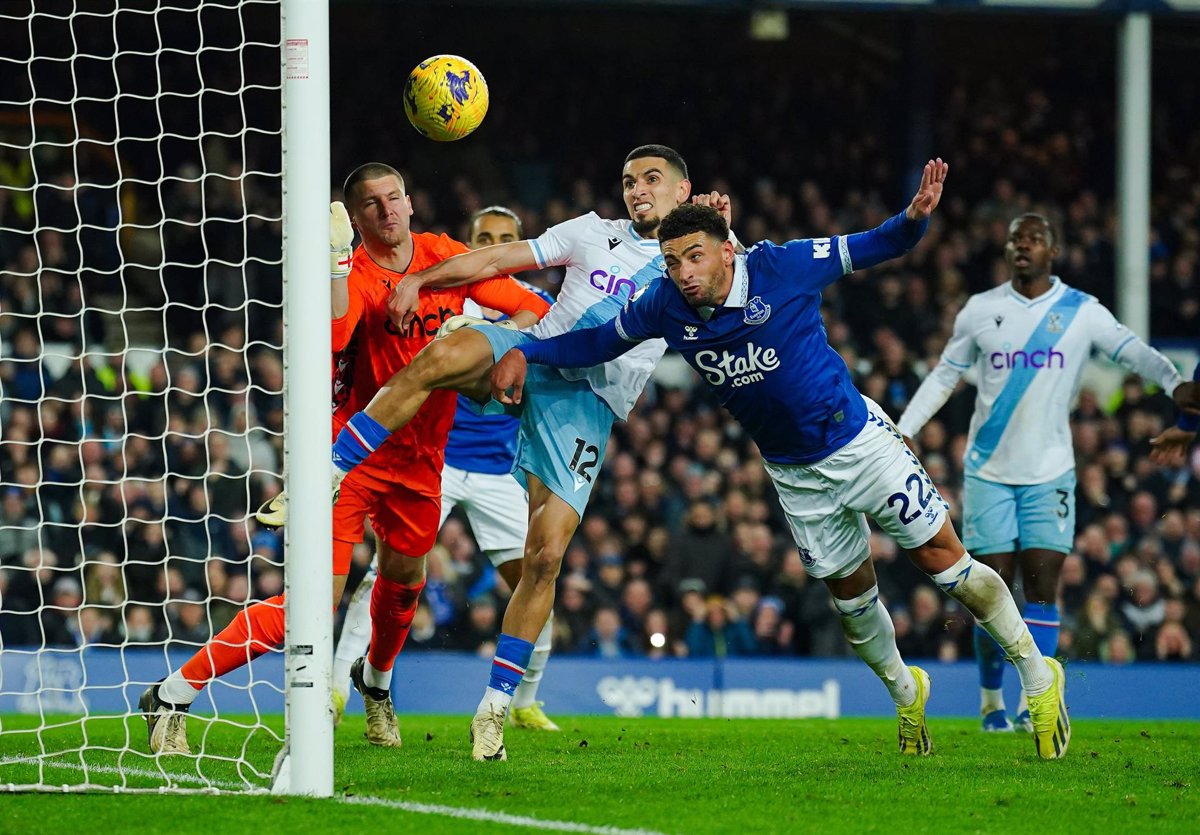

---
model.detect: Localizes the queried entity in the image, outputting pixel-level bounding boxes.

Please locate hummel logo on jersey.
[1047,312,1064,333]
[683,325,699,341]
[812,238,832,259]
[744,296,771,326]
[994,315,1004,328]
[695,342,780,387]
[607,237,621,250]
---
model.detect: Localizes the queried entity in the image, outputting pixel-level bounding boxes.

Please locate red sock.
[179,594,286,689]
[366,577,424,673]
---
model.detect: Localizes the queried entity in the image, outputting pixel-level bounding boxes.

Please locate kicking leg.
[331,328,495,485]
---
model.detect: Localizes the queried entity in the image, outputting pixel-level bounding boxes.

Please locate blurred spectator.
[685,595,757,658]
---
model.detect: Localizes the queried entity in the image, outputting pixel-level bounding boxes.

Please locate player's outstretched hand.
[387,275,424,329]
[1150,426,1197,468]
[692,191,733,227]
[1174,381,1200,414]
[905,158,949,222]
[490,348,528,406]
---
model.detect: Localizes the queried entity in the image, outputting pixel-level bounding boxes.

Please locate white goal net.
[0,0,298,793]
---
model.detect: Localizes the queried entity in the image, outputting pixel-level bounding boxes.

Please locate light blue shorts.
[468,325,616,521]
[962,470,1076,555]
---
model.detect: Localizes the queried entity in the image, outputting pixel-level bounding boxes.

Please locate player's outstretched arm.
[388,240,540,328]
[490,321,636,406]
[827,158,947,279]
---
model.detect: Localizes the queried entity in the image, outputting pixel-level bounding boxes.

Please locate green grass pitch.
[1,714,1197,833]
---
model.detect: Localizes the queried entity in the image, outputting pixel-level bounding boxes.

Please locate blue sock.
[973,624,1005,690]
[332,411,390,473]
[488,633,534,697]
[1022,601,1060,659]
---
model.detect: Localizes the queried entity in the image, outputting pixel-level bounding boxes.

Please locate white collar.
[698,255,748,321]
[1007,275,1062,307]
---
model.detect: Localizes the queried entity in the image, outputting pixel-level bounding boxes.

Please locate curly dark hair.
[657,202,729,245]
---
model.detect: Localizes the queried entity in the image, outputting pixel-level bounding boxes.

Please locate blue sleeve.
[1179,362,1199,432]
[762,211,929,293]
[518,320,633,368]
[843,211,929,273]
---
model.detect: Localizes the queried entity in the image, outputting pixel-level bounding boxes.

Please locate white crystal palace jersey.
[924,278,1180,484]
[527,212,667,419]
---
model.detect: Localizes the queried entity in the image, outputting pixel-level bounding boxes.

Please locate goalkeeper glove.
[436,315,520,340]
[330,201,353,280]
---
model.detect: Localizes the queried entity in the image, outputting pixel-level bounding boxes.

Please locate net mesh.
[1,0,286,792]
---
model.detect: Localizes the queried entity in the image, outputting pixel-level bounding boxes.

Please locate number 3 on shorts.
[887,472,932,525]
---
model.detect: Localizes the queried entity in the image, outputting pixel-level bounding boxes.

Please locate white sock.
[981,687,1005,714]
[333,567,376,699]
[512,615,553,710]
[363,659,392,691]
[930,554,1052,697]
[833,585,917,708]
[158,670,200,706]
[1017,692,1029,716]
[478,686,513,717]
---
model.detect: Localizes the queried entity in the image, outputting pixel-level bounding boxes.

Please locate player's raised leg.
[472,477,577,760]
[331,327,496,493]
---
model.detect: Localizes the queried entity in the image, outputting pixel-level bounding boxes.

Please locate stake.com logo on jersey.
[695,343,780,387]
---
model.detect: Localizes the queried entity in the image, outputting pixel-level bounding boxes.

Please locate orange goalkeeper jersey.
[331,232,550,497]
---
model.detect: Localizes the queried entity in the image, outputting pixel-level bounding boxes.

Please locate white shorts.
[763,398,950,580]
[440,463,528,565]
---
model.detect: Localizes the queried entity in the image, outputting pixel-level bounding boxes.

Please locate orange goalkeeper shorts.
[331,466,441,574]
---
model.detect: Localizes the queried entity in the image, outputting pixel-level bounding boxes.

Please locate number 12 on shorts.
[887,472,933,525]
[569,437,599,484]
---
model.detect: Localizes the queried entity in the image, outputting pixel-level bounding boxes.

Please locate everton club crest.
[744,295,771,325]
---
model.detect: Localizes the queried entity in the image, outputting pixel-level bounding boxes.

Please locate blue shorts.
[962,471,1076,555]
[469,324,616,521]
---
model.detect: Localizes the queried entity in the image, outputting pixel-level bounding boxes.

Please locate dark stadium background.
[1,0,1198,671]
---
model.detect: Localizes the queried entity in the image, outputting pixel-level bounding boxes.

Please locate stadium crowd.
[2,10,1198,668]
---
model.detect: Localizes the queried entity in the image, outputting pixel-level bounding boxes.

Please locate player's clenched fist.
[490,348,528,406]
[331,201,353,280]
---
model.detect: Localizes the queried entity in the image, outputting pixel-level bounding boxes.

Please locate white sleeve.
[897,304,975,437]
[527,212,597,269]
[1087,303,1183,394]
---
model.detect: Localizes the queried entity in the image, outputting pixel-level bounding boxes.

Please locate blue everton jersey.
[444,286,554,475]
[616,238,868,465]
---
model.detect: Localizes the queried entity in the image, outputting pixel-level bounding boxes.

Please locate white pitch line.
[1,757,671,835]
[338,795,670,835]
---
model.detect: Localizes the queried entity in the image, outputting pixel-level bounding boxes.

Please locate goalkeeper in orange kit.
[140,163,550,754]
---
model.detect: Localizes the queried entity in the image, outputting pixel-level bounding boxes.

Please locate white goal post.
[0,0,331,796]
